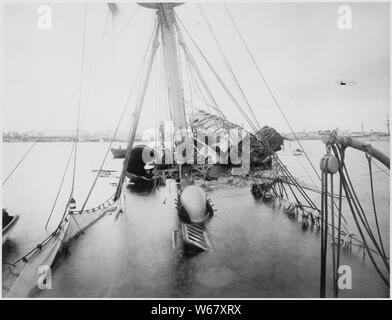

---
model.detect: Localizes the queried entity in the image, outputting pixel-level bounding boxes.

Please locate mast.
[139,3,189,184]
[157,3,187,131]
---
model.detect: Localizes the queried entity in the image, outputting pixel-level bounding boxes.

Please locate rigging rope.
[319,157,328,297]
[2,6,140,187]
[372,158,390,177]
[183,48,224,116]
[80,13,156,213]
[294,153,319,189]
[2,91,76,186]
[79,7,110,127]
[176,13,253,125]
[112,6,116,64]
[71,3,88,197]
[341,151,388,267]
[183,51,218,115]
[175,18,267,195]
[44,142,76,229]
[330,171,337,297]
[223,3,321,182]
[176,12,323,216]
[183,47,195,117]
[114,13,159,201]
[366,152,388,260]
[198,4,261,130]
[53,7,145,231]
[2,6,143,276]
[222,4,346,225]
[2,194,115,272]
[335,155,343,298]
[2,8,152,280]
[331,144,389,286]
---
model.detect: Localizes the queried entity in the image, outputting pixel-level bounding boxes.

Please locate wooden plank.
[181,223,213,252]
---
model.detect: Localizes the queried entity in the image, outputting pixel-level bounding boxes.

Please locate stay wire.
[79,7,111,127]
[2,6,140,186]
[178,8,348,233]
[341,152,388,267]
[82,13,156,212]
[71,3,88,197]
[44,142,77,229]
[3,6,143,271]
[176,12,320,214]
[367,153,388,261]
[335,152,344,298]
[198,4,261,130]
[175,13,256,130]
[224,3,321,182]
[332,145,389,286]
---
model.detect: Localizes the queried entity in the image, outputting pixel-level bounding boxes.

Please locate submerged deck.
[36,181,387,298]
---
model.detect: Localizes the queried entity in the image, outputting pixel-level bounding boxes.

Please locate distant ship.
[293,148,304,156]
[111,146,126,159]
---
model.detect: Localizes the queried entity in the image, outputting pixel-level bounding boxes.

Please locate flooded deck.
[36,181,387,298]
[2,141,389,298]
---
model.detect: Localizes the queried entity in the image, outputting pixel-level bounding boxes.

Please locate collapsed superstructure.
[190,110,284,170]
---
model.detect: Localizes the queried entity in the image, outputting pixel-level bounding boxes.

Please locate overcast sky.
[1,1,390,134]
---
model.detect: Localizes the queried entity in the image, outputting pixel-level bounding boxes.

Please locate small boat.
[2,209,19,244]
[111,147,126,159]
[293,148,304,156]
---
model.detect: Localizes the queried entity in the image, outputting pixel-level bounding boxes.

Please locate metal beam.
[323,131,390,169]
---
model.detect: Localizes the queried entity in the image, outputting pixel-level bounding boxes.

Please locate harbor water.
[2,140,390,297]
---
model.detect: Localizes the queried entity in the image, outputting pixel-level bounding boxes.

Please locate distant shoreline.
[284,136,390,142]
[2,140,129,143]
[3,136,390,143]
[2,138,132,143]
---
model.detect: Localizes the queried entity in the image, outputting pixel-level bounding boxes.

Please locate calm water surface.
[2,140,390,297]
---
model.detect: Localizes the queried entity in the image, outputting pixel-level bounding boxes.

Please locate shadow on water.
[126,180,156,194]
